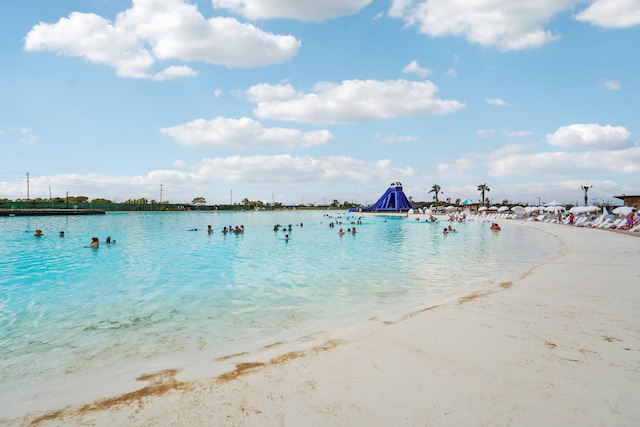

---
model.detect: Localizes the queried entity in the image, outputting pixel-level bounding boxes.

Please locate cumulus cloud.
[486,97,508,106]
[488,146,640,177]
[575,0,640,28]
[160,117,333,149]
[546,124,632,149]
[194,154,414,184]
[435,157,477,176]
[212,0,372,21]
[246,79,466,124]
[402,60,431,77]
[24,0,300,79]
[388,0,576,50]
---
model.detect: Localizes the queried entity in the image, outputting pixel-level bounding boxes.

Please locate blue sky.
[1,0,639,206]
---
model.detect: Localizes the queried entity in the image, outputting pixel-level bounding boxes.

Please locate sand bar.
[7,220,640,426]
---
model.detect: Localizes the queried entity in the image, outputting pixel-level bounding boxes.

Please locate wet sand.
[7,220,640,426]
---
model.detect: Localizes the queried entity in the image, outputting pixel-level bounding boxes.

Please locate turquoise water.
[0,211,558,417]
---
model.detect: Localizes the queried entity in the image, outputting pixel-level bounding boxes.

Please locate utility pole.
[581,185,592,206]
[160,184,163,203]
[230,189,233,205]
[26,172,30,201]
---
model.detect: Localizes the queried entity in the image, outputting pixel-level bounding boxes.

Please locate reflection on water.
[0,211,559,417]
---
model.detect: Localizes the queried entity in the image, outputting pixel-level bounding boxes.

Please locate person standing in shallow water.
[34,229,43,237]
[87,237,99,248]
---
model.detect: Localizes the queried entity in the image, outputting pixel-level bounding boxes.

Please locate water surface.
[0,210,559,417]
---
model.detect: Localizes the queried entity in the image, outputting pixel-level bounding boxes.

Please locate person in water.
[87,237,99,248]
[34,229,43,237]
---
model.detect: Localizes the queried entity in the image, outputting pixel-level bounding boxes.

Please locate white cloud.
[575,0,640,28]
[486,97,508,106]
[374,132,419,144]
[402,60,431,77]
[24,0,300,79]
[602,79,621,90]
[194,154,414,185]
[388,0,576,50]
[435,157,477,176]
[246,79,466,124]
[476,129,495,137]
[160,117,333,149]
[488,146,640,177]
[546,124,631,149]
[212,0,372,21]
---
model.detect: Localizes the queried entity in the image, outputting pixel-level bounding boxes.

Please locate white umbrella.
[612,206,636,216]
[497,206,509,212]
[478,206,488,211]
[585,206,600,213]
[545,200,562,207]
[488,206,499,211]
[525,206,541,213]
[544,205,565,212]
[511,206,525,212]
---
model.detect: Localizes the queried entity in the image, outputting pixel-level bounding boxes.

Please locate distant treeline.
[0,201,335,212]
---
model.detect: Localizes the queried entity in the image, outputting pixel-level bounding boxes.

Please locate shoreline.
[7,219,640,426]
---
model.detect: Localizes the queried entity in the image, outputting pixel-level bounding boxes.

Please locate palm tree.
[429,184,442,206]
[581,185,592,206]
[477,183,490,206]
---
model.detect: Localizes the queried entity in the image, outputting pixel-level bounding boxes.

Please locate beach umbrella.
[525,206,541,213]
[612,206,636,216]
[445,205,456,211]
[461,199,473,205]
[545,205,565,212]
[497,206,509,212]
[545,200,563,207]
[488,206,499,211]
[569,206,585,214]
[511,206,525,212]
[478,206,488,211]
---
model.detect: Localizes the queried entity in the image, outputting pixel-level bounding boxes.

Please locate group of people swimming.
[217,225,244,234]
[32,228,114,247]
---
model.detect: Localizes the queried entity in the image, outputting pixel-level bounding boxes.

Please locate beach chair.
[604,218,625,229]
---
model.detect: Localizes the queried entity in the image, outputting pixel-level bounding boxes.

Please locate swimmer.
[86,237,99,248]
[34,229,43,237]
[207,225,213,233]
[338,228,345,235]
[59,231,65,237]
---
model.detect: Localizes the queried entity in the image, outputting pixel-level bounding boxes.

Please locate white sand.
[9,221,640,426]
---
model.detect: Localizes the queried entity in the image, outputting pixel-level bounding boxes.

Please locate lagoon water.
[0,210,559,418]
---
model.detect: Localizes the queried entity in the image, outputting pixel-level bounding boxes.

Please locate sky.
[1,0,639,207]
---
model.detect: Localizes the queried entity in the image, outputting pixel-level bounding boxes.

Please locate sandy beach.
[8,219,640,426]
